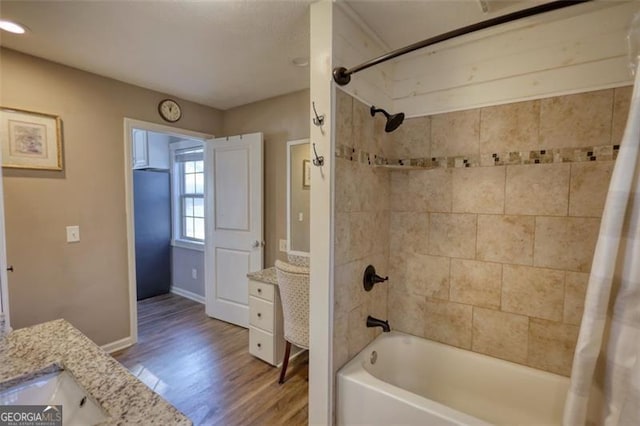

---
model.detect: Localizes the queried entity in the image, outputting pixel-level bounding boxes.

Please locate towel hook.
[312,102,325,127]
[312,143,324,167]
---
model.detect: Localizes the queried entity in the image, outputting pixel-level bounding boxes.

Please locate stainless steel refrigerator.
[133,170,171,300]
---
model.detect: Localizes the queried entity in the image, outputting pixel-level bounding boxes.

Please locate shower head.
[370,106,405,133]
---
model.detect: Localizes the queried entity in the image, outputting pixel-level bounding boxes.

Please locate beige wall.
[222,90,310,267]
[334,86,631,377]
[0,48,223,345]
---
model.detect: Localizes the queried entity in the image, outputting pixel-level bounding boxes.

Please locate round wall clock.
[158,99,182,123]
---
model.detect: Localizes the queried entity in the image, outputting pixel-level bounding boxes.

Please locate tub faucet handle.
[363,265,388,292]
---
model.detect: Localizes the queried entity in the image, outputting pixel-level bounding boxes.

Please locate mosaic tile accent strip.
[336,143,619,170]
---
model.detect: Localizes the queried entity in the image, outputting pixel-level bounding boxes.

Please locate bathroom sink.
[0,368,109,426]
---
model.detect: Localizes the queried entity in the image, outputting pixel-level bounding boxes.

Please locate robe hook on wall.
[312,143,324,167]
[312,101,325,126]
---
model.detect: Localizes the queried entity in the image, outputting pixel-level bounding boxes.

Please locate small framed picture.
[303,159,311,189]
[0,107,63,170]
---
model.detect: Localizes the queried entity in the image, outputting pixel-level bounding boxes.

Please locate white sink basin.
[0,369,109,426]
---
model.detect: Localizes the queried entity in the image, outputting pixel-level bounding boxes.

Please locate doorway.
[124,118,209,343]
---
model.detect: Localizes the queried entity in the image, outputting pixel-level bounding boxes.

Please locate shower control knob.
[363,265,388,292]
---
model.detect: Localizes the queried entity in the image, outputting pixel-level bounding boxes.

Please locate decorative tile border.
[336,143,619,169]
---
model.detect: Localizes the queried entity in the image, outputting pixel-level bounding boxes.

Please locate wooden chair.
[274,260,309,384]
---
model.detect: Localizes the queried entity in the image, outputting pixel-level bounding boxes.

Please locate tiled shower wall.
[333,90,391,372]
[334,86,632,377]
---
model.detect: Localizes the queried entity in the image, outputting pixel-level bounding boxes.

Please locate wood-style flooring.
[113,293,309,425]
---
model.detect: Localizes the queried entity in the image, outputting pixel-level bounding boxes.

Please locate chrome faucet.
[366,315,390,333]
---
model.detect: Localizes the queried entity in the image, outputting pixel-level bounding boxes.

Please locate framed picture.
[0,107,63,170]
[303,159,311,189]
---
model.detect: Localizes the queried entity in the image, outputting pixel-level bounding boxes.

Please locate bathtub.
[337,332,570,425]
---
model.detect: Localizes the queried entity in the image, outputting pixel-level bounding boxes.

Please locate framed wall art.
[0,107,63,170]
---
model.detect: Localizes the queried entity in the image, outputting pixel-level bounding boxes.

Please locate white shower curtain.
[563,67,640,425]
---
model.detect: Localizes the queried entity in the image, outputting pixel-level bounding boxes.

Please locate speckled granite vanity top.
[0,319,190,425]
[247,267,278,285]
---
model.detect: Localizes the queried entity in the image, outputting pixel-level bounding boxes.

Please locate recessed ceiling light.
[292,57,309,67]
[0,20,27,34]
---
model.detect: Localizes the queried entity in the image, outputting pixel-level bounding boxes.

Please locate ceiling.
[0,0,565,110]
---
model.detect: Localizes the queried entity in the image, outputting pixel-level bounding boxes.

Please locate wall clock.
[158,99,182,123]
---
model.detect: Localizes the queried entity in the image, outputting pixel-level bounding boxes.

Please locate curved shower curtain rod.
[333,0,593,86]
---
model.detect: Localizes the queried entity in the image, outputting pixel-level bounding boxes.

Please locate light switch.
[298,212,304,222]
[66,226,80,243]
[191,268,198,280]
[279,239,287,252]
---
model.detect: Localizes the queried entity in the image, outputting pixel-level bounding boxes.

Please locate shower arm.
[333,0,592,86]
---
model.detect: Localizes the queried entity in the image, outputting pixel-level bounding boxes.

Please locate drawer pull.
[257,343,262,348]
[257,288,262,293]
[257,312,262,318]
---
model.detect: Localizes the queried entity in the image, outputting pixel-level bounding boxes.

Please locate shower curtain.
[563,67,640,425]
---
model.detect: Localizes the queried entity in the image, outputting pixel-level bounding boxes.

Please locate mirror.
[287,139,310,255]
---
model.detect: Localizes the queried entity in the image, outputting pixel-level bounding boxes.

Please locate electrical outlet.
[66,226,80,243]
[298,212,304,222]
[191,268,197,280]
[279,239,288,252]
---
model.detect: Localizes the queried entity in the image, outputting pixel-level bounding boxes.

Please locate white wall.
[333,3,393,111]
[392,1,636,117]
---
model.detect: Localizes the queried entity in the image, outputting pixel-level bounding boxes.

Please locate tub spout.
[366,315,390,332]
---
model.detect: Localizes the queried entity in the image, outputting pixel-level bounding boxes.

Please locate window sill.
[171,239,205,252]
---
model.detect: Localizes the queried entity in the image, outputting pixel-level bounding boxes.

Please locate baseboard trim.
[101,336,135,354]
[170,286,205,304]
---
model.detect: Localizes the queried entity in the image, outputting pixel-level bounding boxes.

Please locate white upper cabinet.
[132,129,169,170]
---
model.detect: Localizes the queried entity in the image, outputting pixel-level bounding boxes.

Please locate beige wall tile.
[505,163,570,216]
[353,98,375,154]
[564,271,589,326]
[390,169,452,212]
[477,215,534,265]
[429,213,477,259]
[405,254,450,299]
[452,166,506,214]
[480,100,540,154]
[389,292,425,338]
[540,90,613,148]
[334,260,365,317]
[431,109,480,157]
[450,259,502,309]
[334,212,350,266]
[333,312,350,371]
[336,89,353,147]
[348,303,375,357]
[534,216,599,272]
[569,161,614,217]
[502,265,564,321]
[390,212,429,255]
[528,319,579,376]
[391,116,431,160]
[472,307,529,364]
[424,299,473,349]
[612,86,632,146]
[373,113,394,159]
[335,158,359,213]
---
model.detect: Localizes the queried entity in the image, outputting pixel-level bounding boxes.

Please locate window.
[174,145,205,242]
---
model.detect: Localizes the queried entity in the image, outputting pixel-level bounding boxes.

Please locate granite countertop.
[247,266,278,285]
[0,319,190,425]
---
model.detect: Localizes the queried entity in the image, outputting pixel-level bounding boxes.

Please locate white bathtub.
[337,332,570,425]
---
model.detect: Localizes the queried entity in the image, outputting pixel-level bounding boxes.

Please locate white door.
[205,133,263,327]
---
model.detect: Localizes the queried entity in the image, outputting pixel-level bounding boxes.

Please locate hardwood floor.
[113,293,309,425]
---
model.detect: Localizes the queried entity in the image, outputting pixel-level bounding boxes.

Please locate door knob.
[252,240,265,248]
[6,266,13,272]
